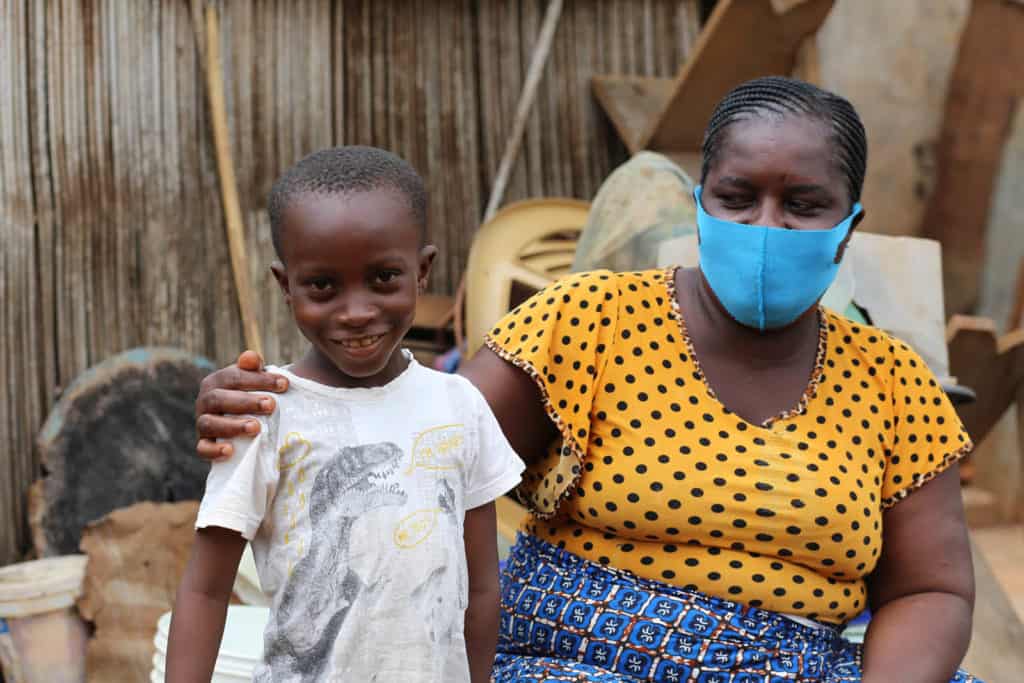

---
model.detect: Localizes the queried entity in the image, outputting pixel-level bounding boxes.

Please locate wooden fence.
[0,0,700,565]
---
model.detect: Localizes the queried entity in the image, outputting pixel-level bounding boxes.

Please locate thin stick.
[482,0,563,222]
[456,0,563,349]
[204,4,263,356]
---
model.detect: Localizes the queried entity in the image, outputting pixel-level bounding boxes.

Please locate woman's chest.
[573,340,895,577]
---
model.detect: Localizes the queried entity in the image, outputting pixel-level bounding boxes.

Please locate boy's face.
[272,189,436,388]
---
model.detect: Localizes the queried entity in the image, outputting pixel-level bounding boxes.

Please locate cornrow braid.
[700,76,867,204]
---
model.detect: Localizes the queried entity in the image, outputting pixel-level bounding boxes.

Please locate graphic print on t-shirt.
[406,423,466,474]
[261,441,407,682]
[277,432,314,576]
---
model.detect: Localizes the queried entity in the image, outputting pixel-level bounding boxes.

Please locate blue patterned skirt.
[493,533,980,682]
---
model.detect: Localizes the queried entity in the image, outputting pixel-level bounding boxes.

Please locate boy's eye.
[310,277,333,291]
[376,270,401,284]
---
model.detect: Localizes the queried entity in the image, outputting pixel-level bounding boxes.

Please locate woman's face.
[701,115,853,231]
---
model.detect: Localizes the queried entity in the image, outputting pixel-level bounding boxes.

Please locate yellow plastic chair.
[460,198,590,357]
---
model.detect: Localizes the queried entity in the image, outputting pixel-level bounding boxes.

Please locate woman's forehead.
[711,116,840,186]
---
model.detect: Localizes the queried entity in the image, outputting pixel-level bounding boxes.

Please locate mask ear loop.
[833,204,863,264]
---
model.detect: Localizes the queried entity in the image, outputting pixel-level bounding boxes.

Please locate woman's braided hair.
[700,76,868,204]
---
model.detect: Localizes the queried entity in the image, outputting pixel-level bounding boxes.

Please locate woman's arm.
[166,527,248,682]
[195,347,554,465]
[862,465,974,683]
[458,346,557,467]
[463,502,500,683]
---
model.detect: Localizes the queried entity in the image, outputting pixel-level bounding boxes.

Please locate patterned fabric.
[571,151,697,274]
[485,268,972,622]
[493,533,981,683]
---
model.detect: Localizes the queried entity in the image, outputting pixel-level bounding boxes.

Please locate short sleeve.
[196,413,280,540]
[463,387,526,510]
[882,339,973,508]
[483,270,619,517]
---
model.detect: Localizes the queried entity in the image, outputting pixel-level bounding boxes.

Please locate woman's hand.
[195,350,289,460]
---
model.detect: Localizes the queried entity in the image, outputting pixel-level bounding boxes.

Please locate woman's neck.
[678,267,820,368]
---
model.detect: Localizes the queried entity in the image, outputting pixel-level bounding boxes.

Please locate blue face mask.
[694,185,862,331]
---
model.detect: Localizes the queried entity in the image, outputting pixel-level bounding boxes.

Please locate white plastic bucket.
[150,605,269,681]
[0,555,89,683]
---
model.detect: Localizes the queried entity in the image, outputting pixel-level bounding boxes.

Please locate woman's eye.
[718,196,751,209]
[787,200,819,215]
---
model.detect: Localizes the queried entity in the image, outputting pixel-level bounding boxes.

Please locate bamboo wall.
[0,1,700,565]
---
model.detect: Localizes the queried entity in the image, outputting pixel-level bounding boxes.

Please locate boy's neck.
[288,347,411,389]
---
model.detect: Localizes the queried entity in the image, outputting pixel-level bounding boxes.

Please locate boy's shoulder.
[406,361,487,409]
[264,360,486,415]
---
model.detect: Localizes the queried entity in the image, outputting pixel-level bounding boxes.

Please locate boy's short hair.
[268,146,428,258]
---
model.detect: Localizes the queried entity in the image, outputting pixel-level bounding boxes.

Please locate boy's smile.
[272,189,436,388]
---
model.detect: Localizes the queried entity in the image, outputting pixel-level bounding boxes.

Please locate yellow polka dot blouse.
[485,268,972,624]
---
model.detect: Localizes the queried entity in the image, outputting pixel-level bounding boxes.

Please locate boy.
[167,147,524,682]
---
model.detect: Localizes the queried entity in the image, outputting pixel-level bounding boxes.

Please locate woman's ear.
[270,261,291,304]
[834,209,865,264]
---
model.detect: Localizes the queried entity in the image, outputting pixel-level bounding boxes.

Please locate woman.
[195,77,980,682]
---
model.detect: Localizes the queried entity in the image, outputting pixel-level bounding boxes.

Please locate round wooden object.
[30,348,215,556]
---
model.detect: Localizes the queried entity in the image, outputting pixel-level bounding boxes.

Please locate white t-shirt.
[196,354,524,682]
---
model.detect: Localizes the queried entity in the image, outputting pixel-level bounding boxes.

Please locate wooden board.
[29,348,213,557]
[947,316,1024,522]
[591,76,675,154]
[641,0,835,151]
[978,100,1024,329]
[946,316,1024,446]
[920,0,1024,315]
[77,501,198,683]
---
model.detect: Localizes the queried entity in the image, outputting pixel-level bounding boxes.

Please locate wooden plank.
[946,315,1024,446]
[978,100,1024,331]
[641,0,834,151]
[920,0,1024,315]
[591,75,674,154]
[0,0,39,565]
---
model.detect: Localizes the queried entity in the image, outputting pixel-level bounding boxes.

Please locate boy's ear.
[417,245,438,292]
[270,261,291,303]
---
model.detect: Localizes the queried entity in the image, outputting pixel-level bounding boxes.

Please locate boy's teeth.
[342,335,381,348]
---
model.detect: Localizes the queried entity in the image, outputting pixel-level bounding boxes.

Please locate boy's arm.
[464,501,500,683]
[166,526,247,683]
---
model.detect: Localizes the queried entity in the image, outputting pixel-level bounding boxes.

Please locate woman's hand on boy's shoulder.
[195,350,289,460]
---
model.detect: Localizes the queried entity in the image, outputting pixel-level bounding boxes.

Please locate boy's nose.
[335,296,377,327]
